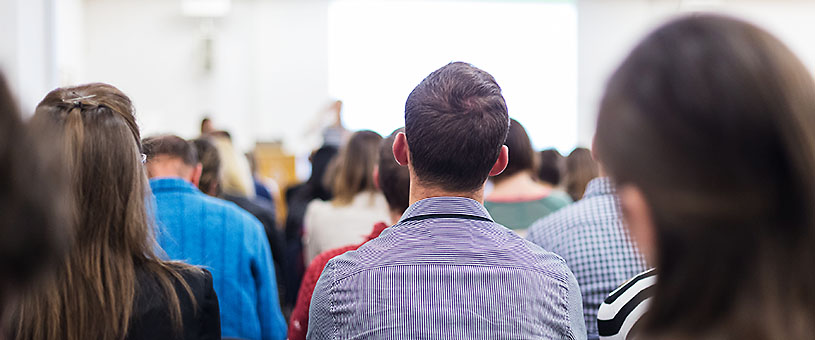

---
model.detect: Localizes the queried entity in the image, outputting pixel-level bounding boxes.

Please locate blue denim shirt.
[150,178,287,340]
[308,196,586,340]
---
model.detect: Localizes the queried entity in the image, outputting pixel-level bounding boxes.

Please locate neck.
[408,178,485,205]
[389,210,403,225]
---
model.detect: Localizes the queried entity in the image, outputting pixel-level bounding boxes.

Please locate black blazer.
[127,267,221,340]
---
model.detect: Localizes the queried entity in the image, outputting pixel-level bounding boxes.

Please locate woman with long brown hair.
[303,130,387,264]
[564,147,599,201]
[10,83,220,339]
[595,15,815,339]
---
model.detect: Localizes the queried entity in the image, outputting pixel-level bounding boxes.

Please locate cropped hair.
[404,62,509,192]
[143,135,198,166]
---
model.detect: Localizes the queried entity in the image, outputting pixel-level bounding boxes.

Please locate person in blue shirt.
[143,135,287,340]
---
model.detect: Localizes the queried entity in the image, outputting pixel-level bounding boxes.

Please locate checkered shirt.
[307,196,587,340]
[527,178,648,339]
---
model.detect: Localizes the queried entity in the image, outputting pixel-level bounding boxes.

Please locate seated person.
[307,62,586,340]
[289,129,410,340]
[594,14,815,339]
[485,118,572,235]
[144,135,286,340]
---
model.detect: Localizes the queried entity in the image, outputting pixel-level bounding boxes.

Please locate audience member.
[527,155,647,339]
[538,148,565,187]
[593,14,815,339]
[303,130,388,264]
[212,135,257,198]
[307,62,586,339]
[193,137,289,315]
[485,118,572,235]
[13,84,220,340]
[204,137,286,284]
[0,72,70,332]
[565,147,599,201]
[282,145,338,308]
[289,129,410,340]
[144,135,286,340]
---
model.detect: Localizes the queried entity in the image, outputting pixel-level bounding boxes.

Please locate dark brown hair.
[13,83,199,340]
[192,137,221,196]
[331,130,382,206]
[595,14,815,339]
[538,149,564,186]
[493,118,535,183]
[143,135,198,166]
[405,62,509,192]
[378,128,411,213]
[564,147,598,201]
[0,73,70,320]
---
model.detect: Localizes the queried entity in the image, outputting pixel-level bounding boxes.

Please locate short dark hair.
[537,149,564,186]
[378,128,410,213]
[142,135,198,166]
[493,118,534,182]
[192,138,221,195]
[404,62,509,192]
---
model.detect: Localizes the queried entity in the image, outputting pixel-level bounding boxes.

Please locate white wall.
[576,0,815,148]
[79,0,331,152]
[64,0,815,153]
[0,0,58,116]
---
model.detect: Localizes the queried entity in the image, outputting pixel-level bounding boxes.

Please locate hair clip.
[64,94,97,108]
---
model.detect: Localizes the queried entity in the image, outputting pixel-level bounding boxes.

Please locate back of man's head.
[379,129,410,213]
[405,62,509,192]
[143,135,198,179]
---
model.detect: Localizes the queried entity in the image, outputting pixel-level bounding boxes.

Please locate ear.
[190,164,203,188]
[488,145,509,177]
[393,132,410,166]
[373,165,381,190]
[618,185,657,265]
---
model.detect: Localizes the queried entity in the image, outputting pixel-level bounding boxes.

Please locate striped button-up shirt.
[307,197,586,340]
[527,178,648,340]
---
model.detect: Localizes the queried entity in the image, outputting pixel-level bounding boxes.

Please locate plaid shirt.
[527,177,648,339]
[307,197,587,340]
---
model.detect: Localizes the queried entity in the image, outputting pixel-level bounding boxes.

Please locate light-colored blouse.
[303,191,389,265]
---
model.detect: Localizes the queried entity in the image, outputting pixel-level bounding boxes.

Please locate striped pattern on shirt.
[597,269,656,340]
[306,196,587,340]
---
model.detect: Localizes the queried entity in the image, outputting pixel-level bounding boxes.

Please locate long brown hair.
[595,15,815,339]
[330,130,382,206]
[12,83,199,340]
[564,147,598,201]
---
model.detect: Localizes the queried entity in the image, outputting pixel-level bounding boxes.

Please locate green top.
[484,191,573,231]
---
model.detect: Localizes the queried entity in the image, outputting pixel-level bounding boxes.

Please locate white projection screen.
[327,0,578,152]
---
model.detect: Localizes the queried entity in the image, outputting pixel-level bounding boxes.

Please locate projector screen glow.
[328,0,577,152]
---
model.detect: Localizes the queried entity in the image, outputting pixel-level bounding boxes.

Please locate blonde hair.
[212,136,256,198]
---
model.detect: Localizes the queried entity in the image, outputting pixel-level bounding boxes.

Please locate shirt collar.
[149,177,201,195]
[581,177,616,199]
[398,196,494,223]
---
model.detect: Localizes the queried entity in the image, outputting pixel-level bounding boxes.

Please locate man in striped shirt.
[307,62,586,340]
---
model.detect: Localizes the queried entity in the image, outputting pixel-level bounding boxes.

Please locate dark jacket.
[127,267,221,340]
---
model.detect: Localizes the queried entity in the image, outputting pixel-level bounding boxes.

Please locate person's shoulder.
[598,269,657,340]
[527,193,612,242]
